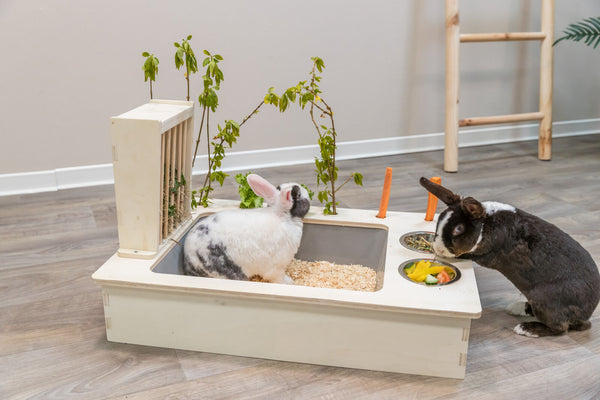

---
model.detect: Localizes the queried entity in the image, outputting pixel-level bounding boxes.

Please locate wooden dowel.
[539,0,554,160]
[168,128,175,233]
[460,32,545,43]
[178,122,185,216]
[181,119,189,218]
[459,112,544,127]
[160,133,166,242]
[177,122,184,220]
[163,131,171,238]
[183,118,193,218]
[444,0,460,173]
[376,168,393,219]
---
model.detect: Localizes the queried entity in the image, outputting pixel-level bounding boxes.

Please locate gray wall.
[1,0,599,176]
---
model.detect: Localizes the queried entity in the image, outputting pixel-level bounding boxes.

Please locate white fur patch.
[514,323,539,338]
[433,211,456,258]
[467,222,484,254]
[506,301,529,316]
[482,201,516,215]
[184,208,303,283]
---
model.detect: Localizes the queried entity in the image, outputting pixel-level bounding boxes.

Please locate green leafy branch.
[190,51,267,208]
[174,35,199,100]
[193,102,266,208]
[141,52,159,99]
[554,16,600,49]
[192,50,224,168]
[193,119,239,208]
[263,57,362,215]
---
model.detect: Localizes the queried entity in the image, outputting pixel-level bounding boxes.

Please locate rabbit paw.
[514,323,540,338]
[506,301,534,316]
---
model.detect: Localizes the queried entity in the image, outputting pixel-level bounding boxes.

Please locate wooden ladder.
[444,0,555,172]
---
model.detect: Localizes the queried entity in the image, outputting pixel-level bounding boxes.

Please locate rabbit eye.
[452,224,465,236]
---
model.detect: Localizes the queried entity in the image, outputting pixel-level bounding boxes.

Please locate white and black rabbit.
[420,177,600,337]
[183,174,311,284]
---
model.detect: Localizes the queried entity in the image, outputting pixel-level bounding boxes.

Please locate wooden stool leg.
[538,0,554,160]
[445,0,460,172]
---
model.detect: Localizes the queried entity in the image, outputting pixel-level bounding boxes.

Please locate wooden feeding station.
[444,0,555,172]
[110,99,194,258]
[94,102,482,379]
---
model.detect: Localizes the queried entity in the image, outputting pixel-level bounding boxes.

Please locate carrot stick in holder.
[376,168,393,219]
[424,176,442,221]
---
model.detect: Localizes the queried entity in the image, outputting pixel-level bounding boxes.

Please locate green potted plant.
[553,16,600,48]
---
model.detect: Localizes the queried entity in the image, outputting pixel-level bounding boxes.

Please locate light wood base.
[93,202,482,379]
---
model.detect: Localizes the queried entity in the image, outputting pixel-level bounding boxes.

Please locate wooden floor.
[2,135,600,399]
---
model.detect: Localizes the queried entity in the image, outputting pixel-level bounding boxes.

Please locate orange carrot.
[376,167,393,218]
[424,176,442,221]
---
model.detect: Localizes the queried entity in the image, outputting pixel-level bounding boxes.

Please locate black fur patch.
[183,250,209,277]
[290,185,310,218]
[202,242,247,280]
[193,223,210,236]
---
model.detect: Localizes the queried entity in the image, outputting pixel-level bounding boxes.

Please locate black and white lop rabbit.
[420,177,600,337]
[183,174,311,284]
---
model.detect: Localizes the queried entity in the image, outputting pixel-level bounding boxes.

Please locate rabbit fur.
[183,174,311,284]
[420,177,600,338]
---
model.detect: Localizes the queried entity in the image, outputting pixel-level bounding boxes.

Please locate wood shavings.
[286,259,377,292]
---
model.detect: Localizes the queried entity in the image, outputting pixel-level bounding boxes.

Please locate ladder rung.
[459,112,544,127]
[460,32,546,43]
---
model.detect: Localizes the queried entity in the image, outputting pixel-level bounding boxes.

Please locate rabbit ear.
[419,177,461,205]
[461,197,485,219]
[247,174,278,204]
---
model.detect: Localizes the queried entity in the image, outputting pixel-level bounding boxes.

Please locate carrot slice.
[424,176,442,221]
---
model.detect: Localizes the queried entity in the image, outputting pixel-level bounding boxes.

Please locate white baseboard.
[1,118,599,196]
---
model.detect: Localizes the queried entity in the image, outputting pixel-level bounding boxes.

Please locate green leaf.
[554,16,600,48]
[142,51,149,57]
[279,95,288,112]
[210,171,228,186]
[318,190,328,203]
[300,184,314,200]
[353,172,363,186]
[312,57,325,73]
[236,172,265,209]
[229,120,240,130]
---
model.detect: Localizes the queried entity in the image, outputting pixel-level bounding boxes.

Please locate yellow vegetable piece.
[406,260,446,282]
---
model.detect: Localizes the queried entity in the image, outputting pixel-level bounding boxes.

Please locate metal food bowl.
[399,231,435,254]
[398,258,461,286]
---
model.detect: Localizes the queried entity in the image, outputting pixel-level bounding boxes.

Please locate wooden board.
[92,203,482,379]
